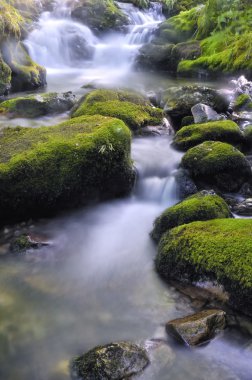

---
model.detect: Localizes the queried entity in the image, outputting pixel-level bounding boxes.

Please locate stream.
[1,1,252,379]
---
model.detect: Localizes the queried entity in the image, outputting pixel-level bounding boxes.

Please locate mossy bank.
[156,219,252,316]
[0,115,135,223]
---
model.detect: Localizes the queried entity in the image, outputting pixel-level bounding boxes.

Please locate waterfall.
[25,1,164,81]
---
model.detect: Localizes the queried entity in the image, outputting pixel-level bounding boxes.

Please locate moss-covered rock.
[151,190,231,242]
[181,141,251,192]
[0,92,76,118]
[233,94,252,112]
[244,125,252,150]
[0,54,11,95]
[173,120,244,151]
[71,341,149,380]
[160,0,206,17]
[166,309,226,346]
[156,218,252,316]
[2,42,46,91]
[70,0,129,33]
[0,115,135,223]
[161,85,228,122]
[0,0,24,42]
[72,89,163,131]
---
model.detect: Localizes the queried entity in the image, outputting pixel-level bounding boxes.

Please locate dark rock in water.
[10,233,50,253]
[160,86,228,126]
[136,43,175,71]
[71,341,150,380]
[0,92,76,118]
[166,309,226,346]
[191,103,223,124]
[174,168,198,198]
[181,141,251,192]
[233,198,252,216]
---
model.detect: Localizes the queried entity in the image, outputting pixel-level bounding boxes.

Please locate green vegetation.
[0,0,24,41]
[173,120,244,150]
[181,141,251,191]
[156,218,252,315]
[151,191,231,242]
[161,0,206,17]
[233,94,252,112]
[72,89,163,131]
[0,54,11,94]
[0,115,135,222]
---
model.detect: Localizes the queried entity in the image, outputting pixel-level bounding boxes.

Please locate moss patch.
[72,89,163,131]
[181,141,251,191]
[156,218,252,316]
[173,120,244,150]
[151,191,231,242]
[0,115,135,222]
[233,94,252,112]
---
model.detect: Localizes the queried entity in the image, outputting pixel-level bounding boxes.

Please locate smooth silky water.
[1,1,252,379]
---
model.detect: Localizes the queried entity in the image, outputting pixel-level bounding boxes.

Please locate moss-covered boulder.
[166,309,226,346]
[70,0,128,33]
[160,0,206,17]
[71,341,150,380]
[151,190,231,242]
[0,55,11,95]
[72,89,163,132]
[156,219,252,316]
[0,115,135,223]
[233,94,252,112]
[181,141,251,192]
[2,42,46,91]
[0,92,76,118]
[161,85,228,122]
[173,120,244,151]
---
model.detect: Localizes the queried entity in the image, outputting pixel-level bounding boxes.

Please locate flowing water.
[1,1,252,380]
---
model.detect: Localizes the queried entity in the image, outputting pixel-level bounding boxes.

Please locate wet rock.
[10,234,50,253]
[0,92,76,118]
[233,198,252,216]
[71,341,150,380]
[166,309,226,346]
[142,340,175,377]
[174,168,198,199]
[191,103,223,124]
[160,85,228,125]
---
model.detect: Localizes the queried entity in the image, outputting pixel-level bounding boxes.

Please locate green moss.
[181,115,194,127]
[244,125,252,150]
[158,6,202,44]
[173,120,244,150]
[233,94,252,112]
[0,54,11,95]
[161,0,206,17]
[72,89,163,131]
[181,141,251,191]
[0,115,135,222]
[156,218,252,315]
[151,191,231,242]
[177,2,252,76]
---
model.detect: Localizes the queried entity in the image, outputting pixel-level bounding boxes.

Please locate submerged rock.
[71,341,150,380]
[166,309,226,346]
[151,190,231,242]
[0,92,76,118]
[181,141,251,192]
[72,89,163,132]
[156,219,252,316]
[173,120,244,151]
[0,115,135,223]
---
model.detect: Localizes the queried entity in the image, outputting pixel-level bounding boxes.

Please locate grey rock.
[191,103,222,124]
[166,309,226,346]
[233,198,252,216]
[175,168,198,199]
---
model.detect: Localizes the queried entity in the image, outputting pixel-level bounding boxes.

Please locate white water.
[25,1,164,87]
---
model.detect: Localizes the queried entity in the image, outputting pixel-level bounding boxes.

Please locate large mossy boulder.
[2,42,46,91]
[72,89,163,132]
[70,0,128,33]
[71,341,150,380]
[166,309,226,346]
[173,120,244,151]
[151,190,231,242]
[161,85,228,123]
[0,92,76,118]
[0,115,135,223]
[156,219,252,316]
[181,141,251,192]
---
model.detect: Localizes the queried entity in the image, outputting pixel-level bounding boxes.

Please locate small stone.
[166,309,226,346]
[191,103,223,124]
